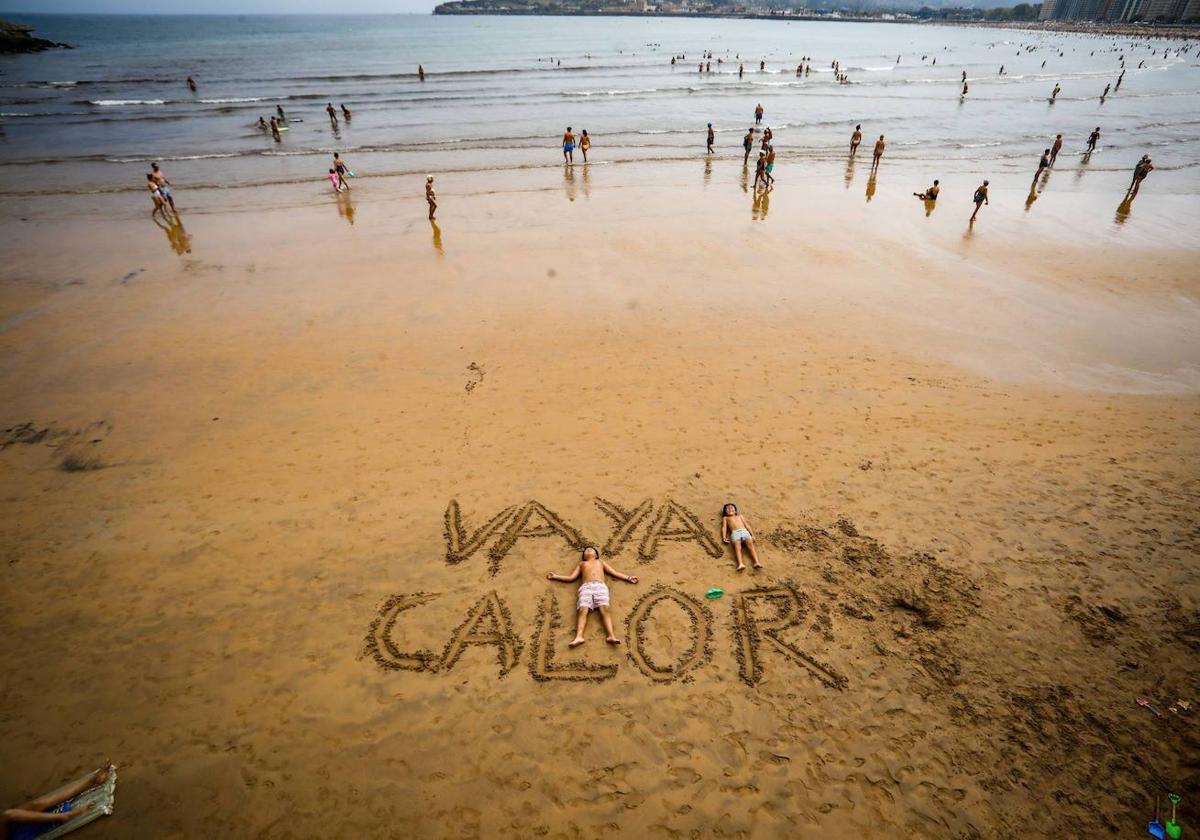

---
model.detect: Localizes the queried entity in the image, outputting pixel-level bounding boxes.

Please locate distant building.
[1038,0,1058,18]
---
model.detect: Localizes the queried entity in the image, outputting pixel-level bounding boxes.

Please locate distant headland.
[0,19,72,54]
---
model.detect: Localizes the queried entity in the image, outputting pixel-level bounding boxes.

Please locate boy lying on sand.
[721,502,763,571]
[547,546,638,647]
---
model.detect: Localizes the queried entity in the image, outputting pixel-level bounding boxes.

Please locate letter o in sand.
[626,587,713,684]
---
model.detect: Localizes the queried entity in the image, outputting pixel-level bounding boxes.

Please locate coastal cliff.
[0,19,72,53]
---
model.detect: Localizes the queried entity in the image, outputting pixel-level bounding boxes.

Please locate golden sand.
[1,163,1198,837]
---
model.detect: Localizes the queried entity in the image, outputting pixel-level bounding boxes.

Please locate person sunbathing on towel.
[2,765,109,840]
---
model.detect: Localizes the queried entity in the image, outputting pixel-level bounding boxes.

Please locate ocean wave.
[564,88,658,96]
[89,99,168,106]
[198,97,264,104]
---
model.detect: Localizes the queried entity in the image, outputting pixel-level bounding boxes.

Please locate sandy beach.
[0,153,1197,837]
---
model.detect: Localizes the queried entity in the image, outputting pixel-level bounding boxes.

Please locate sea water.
[0,14,1196,198]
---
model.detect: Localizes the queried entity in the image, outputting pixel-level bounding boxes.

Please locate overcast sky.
[2,0,436,12]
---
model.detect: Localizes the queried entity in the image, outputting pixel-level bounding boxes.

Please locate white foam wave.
[198,97,264,104]
[90,99,167,106]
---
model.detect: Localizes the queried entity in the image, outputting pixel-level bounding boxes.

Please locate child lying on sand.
[547,546,638,647]
[721,502,763,571]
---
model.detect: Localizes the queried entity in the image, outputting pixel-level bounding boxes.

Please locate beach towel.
[11,766,116,840]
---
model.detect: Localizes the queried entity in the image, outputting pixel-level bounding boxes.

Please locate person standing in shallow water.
[425,175,437,219]
[579,129,590,163]
[754,103,763,125]
[743,127,753,164]
[850,124,862,155]
[1034,148,1050,184]
[706,123,715,154]
[871,135,884,172]
[1050,133,1063,166]
[1086,126,1100,153]
[418,64,425,81]
[562,126,575,163]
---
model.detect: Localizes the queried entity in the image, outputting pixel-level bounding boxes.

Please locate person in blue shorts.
[562,126,575,163]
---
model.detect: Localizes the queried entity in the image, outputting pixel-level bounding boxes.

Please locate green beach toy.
[705,588,723,600]
[1166,792,1183,840]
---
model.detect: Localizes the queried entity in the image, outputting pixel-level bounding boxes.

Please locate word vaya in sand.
[365,498,847,689]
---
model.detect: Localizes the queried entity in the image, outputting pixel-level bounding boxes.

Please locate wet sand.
[1,160,1198,838]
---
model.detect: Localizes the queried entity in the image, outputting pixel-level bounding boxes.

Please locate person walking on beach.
[562,126,575,163]
[754,103,763,125]
[743,128,754,164]
[760,126,772,151]
[579,129,590,163]
[425,175,437,219]
[1086,126,1100,153]
[754,151,767,190]
[328,168,347,193]
[147,173,169,218]
[704,122,714,154]
[970,180,989,222]
[764,145,776,187]
[1127,156,1153,198]
[871,135,885,172]
[850,124,862,155]
[1034,148,1050,184]
[1050,133,1063,166]
[333,152,352,186]
[1115,69,1125,90]
[150,163,176,215]
[547,546,639,647]
[721,503,762,572]
[961,70,967,83]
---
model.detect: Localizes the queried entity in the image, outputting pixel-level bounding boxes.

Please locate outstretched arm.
[602,561,638,584]
[546,564,582,583]
[721,516,730,543]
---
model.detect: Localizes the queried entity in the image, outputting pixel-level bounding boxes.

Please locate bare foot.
[736,564,746,572]
[606,636,622,645]
[753,563,764,570]
[568,637,586,648]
